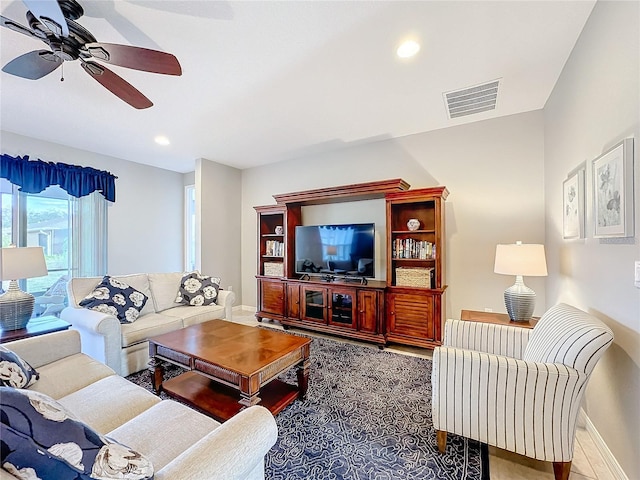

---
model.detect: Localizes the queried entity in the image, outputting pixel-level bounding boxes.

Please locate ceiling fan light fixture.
[154,135,170,146]
[397,40,420,59]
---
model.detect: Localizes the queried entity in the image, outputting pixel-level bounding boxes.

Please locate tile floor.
[233,308,616,480]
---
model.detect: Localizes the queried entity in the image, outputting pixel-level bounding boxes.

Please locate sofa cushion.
[175,272,220,306]
[0,387,154,480]
[69,274,155,316]
[148,272,184,312]
[33,353,115,400]
[79,275,149,323]
[162,304,227,327]
[108,400,219,472]
[120,313,184,348]
[0,345,39,388]
[58,375,161,434]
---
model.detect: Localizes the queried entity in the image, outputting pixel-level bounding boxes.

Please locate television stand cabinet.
[255,179,448,350]
[256,276,386,347]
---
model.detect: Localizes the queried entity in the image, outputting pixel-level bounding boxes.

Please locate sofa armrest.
[443,319,531,359]
[155,405,277,480]
[217,289,236,321]
[60,306,124,375]
[2,330,81,369]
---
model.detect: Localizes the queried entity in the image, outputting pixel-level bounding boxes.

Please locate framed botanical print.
[563,168,585,239]
[592,138,634,238]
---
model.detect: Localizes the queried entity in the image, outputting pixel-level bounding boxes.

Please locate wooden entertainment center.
[255,179,449,349]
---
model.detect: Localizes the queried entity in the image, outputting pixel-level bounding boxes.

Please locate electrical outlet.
[484,307,493,313]
[635,261,640,288]
[227,285,233,291]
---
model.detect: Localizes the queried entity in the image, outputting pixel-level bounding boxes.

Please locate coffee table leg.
[297,357,310,400]
[239,391,261,408]
[148,357,164,395]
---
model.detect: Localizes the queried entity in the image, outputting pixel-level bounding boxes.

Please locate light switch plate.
[635,261,640,288]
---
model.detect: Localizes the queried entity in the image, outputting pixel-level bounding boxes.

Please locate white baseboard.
[578,409,628,480]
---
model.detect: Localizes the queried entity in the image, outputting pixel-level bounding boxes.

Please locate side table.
[460,309,539,329]
[0,315,71,343]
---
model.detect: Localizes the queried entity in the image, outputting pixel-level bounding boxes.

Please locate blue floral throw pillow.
[79,276,148,323]
[0,387,154,479]
[175,272,220,306]
[0,346,39,388]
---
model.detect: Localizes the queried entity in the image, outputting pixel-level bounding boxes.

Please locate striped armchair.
[432,303,614,480]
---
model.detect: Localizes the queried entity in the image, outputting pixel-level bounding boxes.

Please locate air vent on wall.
[443,79,500,119]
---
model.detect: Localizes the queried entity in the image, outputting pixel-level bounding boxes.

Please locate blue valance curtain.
[0,154,117,202]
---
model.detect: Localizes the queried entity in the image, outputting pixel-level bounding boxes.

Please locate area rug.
[127,334,488,480]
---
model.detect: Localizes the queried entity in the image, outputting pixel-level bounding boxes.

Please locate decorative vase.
[407,219,420,231]
[275,226,284,235]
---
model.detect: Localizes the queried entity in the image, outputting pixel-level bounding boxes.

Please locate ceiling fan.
[0,0,182,109]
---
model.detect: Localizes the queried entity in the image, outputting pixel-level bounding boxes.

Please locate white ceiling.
[0,0,595,173]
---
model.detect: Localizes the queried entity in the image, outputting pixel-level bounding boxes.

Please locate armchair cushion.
[79,276,148,324]
[175,272,220,306]
[0,387,154,480]
[0,346,39,388]
[523,303,614,374]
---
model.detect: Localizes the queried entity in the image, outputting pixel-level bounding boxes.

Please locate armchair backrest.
[523,303,613,374]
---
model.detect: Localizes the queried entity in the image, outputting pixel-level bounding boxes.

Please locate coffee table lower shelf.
[162,371,300,423]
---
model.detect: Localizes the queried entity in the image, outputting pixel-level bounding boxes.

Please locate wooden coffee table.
[148,320,311,422]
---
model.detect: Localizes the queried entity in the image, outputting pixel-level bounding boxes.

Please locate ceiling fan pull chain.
[60,60,64,82]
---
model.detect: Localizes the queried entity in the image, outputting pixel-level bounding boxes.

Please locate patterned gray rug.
[127,334,488,480]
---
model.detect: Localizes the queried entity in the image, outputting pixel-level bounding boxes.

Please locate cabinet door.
[386,291,435,340]
[301,286,327,323]
[328,287,356,329]
[357,290,380,334]
[286,283,301,319]
[259,279,285,317]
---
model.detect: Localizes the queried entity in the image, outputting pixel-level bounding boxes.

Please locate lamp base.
[0,280,35,330]
[504,276,535,322]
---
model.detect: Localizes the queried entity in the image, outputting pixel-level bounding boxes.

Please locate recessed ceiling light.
[397,40,420,59]
[154,135,170,146]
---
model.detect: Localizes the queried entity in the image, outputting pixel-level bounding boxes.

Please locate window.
[1,177,108,316]
[184,185,196,272]
[1,179,70,295]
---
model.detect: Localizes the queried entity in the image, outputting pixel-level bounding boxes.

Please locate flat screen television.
[294,223,375,278]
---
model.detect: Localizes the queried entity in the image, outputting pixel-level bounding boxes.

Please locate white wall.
[196,158,242,295]
[544,1,640,477]
[1,131,185,274]
[241,110,546,321]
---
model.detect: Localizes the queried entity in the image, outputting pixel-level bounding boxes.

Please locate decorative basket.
[264,262,284,277]
[395,267,433,288]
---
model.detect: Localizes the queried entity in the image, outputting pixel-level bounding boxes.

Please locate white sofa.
[0,329,277,480]
[60,273,236,376]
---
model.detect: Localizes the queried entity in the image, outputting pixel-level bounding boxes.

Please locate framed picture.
[592,138,635,238]
[563,168,585,239]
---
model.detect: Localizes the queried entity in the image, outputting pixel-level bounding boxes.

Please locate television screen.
[295,223,375,278]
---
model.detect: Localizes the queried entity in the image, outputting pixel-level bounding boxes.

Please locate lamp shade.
[0,247,48,281]
[494,243,547,277]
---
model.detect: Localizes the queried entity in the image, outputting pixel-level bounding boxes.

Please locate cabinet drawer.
[386,292,435,340]
[259,279,285,316]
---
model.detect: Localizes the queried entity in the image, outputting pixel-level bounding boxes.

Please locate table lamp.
[494,241,547,322]
[0,246,48,330]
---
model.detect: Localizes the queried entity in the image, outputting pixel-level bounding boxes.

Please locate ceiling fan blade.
[85,42,182,76]
[2,50,61,79]
[81,60,153,109]
[1,15,46,40]
[23,0,69,37]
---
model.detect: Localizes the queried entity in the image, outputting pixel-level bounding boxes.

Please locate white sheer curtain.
[70,191,108,278]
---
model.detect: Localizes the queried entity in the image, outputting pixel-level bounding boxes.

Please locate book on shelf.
[392,238,435,259]
[265,240,284,257]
